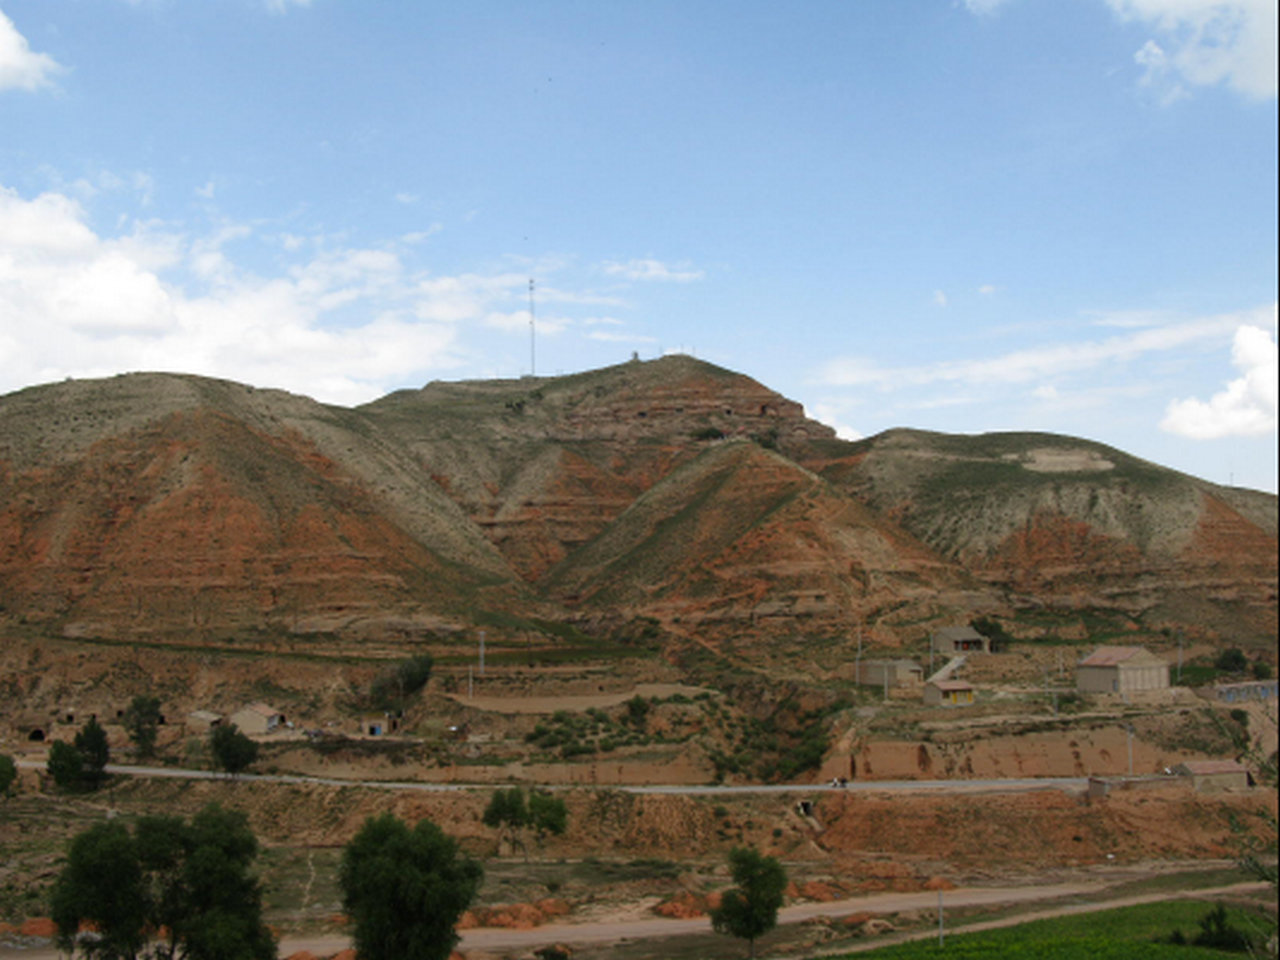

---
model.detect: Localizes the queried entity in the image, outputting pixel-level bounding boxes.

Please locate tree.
[0,753,16,799]
[483,787,566,858]
[369,653,434,712]
[483,786,528,856]
[47,740,85,792]
[340,812,482,960]
[49,803,274,960]
[527,790,567,843]
[74,717,110,790]
[123,695,163,758]
[51,821,148,960]
[209,723,259,777]
[711,847,787,958]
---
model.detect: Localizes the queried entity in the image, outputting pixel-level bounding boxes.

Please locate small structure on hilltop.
[933,625,990,654]
[228,703,285,736]
[923,679,975,707]
[1075,646,1168,694]
[1172,759,1249,792]
[855,659,923,688]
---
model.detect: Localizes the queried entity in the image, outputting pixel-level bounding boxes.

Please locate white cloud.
[978,284,997,295]
[264,0,314,13]
[1108,0,1278,99]
[818,305,1269,388]
[0,9,60,92]
[587,329,657,344]
[811,403,863,441]
[0,184,473,406]
[412,272,530,324]
[933,290,948,307]
[1161,322,1278,438]
[602,258,704,283]
[962,0,1015,13]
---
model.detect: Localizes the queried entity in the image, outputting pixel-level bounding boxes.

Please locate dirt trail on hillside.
[444,682,710,714]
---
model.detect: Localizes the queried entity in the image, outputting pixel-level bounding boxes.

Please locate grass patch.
[829,899,1275,959]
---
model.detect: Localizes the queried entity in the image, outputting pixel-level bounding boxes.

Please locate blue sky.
[1,0,1276,491]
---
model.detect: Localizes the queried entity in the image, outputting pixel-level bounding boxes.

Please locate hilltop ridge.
[0,357,1274,649]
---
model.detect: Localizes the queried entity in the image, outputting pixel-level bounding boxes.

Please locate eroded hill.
[0,356,1274,649]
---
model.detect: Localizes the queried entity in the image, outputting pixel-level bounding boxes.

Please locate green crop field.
[825,899,1275,960]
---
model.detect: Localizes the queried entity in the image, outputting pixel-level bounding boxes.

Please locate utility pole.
[938,889,945,946]
[479,629,486,678]
[855,627,863,686]
[1126,723,1134,776]
[528,278,536,377]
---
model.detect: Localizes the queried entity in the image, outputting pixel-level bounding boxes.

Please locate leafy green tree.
[209,723,259,777]
[74,717,110,790]
[483,787,566,857]
[0,753,16,799]
[47,740,86,792]
[483,786,528,856]
[527,790,568,844]
[340,813,481,960]
[51,821,148,960]
[711,847,787,958]
[50,803,274,960]
[123,695,163,758]
[625,695,650,728]
[369,654,434,712]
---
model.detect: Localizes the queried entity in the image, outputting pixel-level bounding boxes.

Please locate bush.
[1193,903,1254,952]
[210,724,259,776]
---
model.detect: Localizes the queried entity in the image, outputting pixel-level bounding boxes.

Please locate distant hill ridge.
[0,356,1273,646]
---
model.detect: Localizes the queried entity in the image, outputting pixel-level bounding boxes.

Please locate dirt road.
[7,879,1259,960]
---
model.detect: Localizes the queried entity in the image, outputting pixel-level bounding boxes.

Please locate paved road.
[14,758,1091,796]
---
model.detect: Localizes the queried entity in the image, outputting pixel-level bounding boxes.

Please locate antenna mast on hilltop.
[529,278,536,377]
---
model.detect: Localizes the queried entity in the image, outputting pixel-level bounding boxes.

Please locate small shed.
[361,713,401,737]
[855,659,924,688]
[228,703,285,736]
[1172,760,1249,792]
[1076,646,1168,694]
[934,626,990,654]
[185,710,223,733]
[924,680,975,707]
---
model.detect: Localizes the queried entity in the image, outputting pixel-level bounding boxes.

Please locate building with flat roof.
[855,659,924,687]
[923,680,975,706]
[933,626,990,654]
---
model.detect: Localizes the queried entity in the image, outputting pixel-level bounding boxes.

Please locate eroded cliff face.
[363,355,836,583]
[0,398,522,641]
[812,431,1278,640]
[0,358,1275,645]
